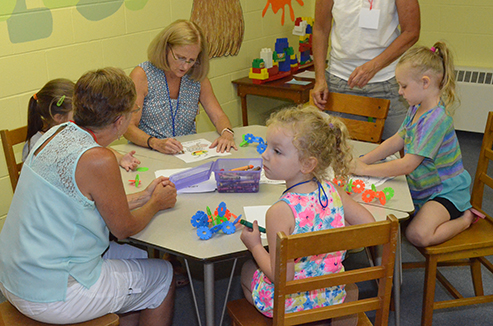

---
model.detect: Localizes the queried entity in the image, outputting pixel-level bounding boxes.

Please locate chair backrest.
[471,111,493,220]
[272,215,398,326]
[309,91,390,143]
[1,126,28,191]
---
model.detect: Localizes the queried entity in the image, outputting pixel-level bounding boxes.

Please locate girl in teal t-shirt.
[353,42,484,247]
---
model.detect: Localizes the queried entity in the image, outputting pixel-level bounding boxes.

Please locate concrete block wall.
[0,0,313,226]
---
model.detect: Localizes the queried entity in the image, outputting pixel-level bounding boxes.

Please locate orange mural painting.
[262,0,304,26]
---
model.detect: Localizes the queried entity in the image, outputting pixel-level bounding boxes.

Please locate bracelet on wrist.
[147,136,155,150]
[221,127,234,136]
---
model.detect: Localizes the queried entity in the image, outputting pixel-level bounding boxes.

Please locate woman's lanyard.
[282,178,328,209]
[163,74,180,137]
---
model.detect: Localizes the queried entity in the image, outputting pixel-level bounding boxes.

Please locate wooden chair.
[0,300,119,326]
[1,126,28,191]
[309,91,390,143]
[402,111,493,325]
[227,215,399,326]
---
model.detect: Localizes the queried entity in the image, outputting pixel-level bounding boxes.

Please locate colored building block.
[252,58,265,69]
[260,48,273,69]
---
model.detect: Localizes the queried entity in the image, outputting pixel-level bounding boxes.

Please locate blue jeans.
[326,72,408,140]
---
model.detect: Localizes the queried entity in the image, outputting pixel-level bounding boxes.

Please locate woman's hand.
[240,220,262,252]
[149,137,184,155]
[210,133,237,153]
[311,79,329,110]
[148,177,177,210]
[347,61,378,89]
[143,176,169,198]
[119,150,141,171]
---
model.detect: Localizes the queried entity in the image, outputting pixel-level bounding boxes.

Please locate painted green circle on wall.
[43,0,79,9]
[0,0,16,21]
[125,0,149,11]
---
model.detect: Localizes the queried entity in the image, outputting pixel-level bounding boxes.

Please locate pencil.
[231,164,254,171]
[240,219,266,233]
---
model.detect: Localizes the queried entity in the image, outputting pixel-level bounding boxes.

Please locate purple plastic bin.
[212,158,263,193]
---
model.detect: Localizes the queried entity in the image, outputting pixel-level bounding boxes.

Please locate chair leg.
[470,258,484,296]
[422,255,438,326]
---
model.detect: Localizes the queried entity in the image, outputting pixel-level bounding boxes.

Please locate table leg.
[240,95,248,126]
[204,262,215,326]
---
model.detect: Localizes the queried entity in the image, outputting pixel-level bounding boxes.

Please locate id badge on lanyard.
[359,0,380,30]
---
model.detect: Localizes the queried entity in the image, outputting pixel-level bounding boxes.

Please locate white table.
[114,125,413,326]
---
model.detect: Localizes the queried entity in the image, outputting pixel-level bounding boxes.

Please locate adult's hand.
[149,137,184,155]
[347,61,379,89]
[149,178,177,210]
[143,176,171,199]
[311,80,329,110]
[210,133,237,153]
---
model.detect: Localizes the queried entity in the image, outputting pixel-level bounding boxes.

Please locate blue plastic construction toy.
[240,133,267,154]
[191,202,242,240]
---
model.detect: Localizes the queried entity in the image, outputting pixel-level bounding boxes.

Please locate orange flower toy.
[361,184,394,205]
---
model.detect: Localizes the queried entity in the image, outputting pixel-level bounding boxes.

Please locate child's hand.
[119,150,141,171]
[351,158,368,176]
[240,220,262,252]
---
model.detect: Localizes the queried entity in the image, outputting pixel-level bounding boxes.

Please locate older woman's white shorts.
[0,258,173,324]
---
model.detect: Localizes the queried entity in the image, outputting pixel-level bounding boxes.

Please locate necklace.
[163,73,180,137]
[70,120,98,143]
[281,177,329,209]
[282,178,315,196]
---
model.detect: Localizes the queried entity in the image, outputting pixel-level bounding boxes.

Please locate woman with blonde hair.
[125,19,237,155]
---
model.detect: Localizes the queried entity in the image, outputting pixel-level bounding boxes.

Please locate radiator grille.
[453,66,493,133]
[456,69,493,85]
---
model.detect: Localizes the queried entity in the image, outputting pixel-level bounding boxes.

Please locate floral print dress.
[251,180,347,317]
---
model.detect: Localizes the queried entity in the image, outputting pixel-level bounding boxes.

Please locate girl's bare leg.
[406,201,474,247]
[240,259,258,305]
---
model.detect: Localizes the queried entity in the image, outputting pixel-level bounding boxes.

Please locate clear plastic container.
[169,161,213,190]
[212,158,262,193]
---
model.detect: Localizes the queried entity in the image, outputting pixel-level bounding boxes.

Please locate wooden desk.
[113,126,412,326]
[232,73,315,126]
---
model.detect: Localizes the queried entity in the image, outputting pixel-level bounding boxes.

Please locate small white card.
[286,78,312,86]
[294,70,316,79]
[359,8,380,30]
[244,205,270,238]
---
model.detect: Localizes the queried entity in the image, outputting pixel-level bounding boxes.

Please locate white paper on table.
[174,138,231,163]
[243,205,270,238]
[155,168,217,193]
[286,78,312,86]
[260,169,285,185]
[294,70,316,79]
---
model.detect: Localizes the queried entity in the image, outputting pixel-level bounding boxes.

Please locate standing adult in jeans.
[312,0,420,139]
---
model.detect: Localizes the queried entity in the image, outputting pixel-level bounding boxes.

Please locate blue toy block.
[275,38,289,53]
